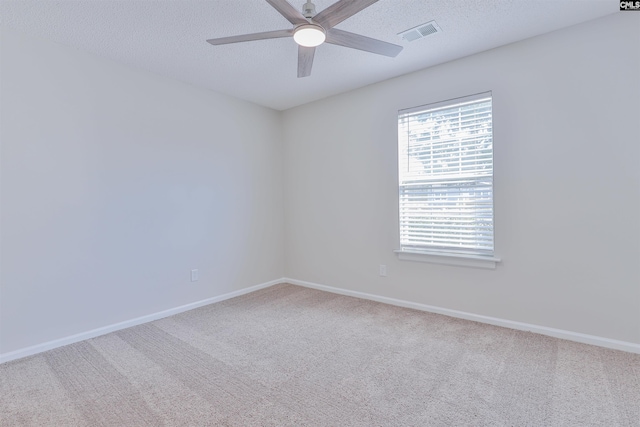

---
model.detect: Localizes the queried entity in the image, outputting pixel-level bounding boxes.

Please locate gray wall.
[1,12,638,356]
[0,28,285,354]
[283,13,640,344]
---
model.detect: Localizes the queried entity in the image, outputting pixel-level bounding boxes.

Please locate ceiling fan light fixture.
[293,24,326,47]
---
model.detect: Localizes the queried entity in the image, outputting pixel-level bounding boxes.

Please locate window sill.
[394,249,501,269]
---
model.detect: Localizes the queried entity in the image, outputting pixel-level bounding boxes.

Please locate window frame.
[395,92,500,269]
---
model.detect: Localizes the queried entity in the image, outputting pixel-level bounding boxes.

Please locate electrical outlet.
[379,264,387,277]
[190,269,199,282]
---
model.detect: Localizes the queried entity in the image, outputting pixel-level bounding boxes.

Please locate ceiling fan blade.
[326,28,402,57]
[298,45,315,78]
[266,0,308,25]
[312,0,378,29]
[207,29,292,45]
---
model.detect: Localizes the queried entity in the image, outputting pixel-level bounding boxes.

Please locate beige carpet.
[1,283,639,426]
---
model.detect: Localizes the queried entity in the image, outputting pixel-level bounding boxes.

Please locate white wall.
[2,12,638,357]
[283,13,640,344]
[0,28,284,354]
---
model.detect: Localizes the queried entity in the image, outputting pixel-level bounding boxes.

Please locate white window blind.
[398,92,494,256]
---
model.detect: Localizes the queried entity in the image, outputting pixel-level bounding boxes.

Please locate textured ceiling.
[1,0,617,110]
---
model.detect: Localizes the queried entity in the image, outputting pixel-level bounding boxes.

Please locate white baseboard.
[0,278,282,364]
[284,277,640,355]
[4,277,638,364]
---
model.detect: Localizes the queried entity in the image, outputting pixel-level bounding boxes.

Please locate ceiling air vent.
[398,21,441,42]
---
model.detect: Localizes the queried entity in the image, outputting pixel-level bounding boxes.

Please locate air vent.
[398,21,441,42]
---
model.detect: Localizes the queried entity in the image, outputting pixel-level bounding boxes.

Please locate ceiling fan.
[206,0,403,78]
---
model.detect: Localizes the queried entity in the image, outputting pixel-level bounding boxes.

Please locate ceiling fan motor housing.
[302,1,317,18]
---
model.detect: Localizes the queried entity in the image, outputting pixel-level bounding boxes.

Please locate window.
[396,92,498,267]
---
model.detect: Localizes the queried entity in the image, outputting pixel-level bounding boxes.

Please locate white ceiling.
[1,0,617,110]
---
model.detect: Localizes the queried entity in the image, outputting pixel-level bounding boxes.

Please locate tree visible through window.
[398,93,494,256]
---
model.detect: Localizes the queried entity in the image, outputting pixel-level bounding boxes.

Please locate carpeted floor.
[1,283,639,426]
